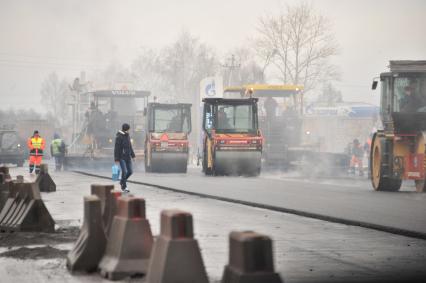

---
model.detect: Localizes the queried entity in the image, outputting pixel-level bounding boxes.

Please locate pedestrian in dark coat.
[114,123,135,192]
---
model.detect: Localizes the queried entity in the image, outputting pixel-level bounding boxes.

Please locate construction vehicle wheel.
[415,180,426,192]
[415,133,426,192]
[179,164,188,174]
[371,134,401,192]
[144,152,151,173]
[203,154,212,176]
[202,145,213,176]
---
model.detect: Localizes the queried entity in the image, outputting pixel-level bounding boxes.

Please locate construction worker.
[217,108,231,129]
[349,138,364,176]
[27,130,45,174]
[50,133,66,171]
[364,134,373,179]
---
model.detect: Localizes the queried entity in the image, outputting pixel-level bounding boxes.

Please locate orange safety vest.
[27,136,45,156]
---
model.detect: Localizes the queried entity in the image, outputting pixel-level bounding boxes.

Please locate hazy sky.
[0,0,425,111]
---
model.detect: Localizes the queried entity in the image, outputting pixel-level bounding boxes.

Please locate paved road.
[1,166,425,283]
[81,167,426,239]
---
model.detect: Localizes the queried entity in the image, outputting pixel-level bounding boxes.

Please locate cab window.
[393,76,426,113]
[203,103,213,134]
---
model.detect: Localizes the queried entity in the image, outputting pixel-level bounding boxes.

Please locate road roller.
[371,60,426,192]
[144,103,191,173]
[202,98,263,176]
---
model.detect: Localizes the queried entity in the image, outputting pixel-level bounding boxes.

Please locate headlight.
[219,140,225,144]
[251,140,258,144]
[17,144,21,148]
[108,139,113,143]
[131,138,134,144]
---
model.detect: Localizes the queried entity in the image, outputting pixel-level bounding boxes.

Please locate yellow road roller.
[201,98,263,176]
[144,103,191,173]
[371,60,426,192]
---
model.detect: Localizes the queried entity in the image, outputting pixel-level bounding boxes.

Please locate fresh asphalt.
[75,166,426,240]
[2,165,425,283]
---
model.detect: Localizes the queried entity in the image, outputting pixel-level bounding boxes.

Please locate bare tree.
[130,47,169,99]
[91,62,132,89]
[221,48,264,86]
[317,83,343,106]
[159,31,218,102]
[0,108,42,126]
[40,72,69,127]
[255,2,339,93]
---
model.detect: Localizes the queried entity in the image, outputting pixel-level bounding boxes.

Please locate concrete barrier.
[66,195,107,272]
[0,166,11,181]
[221,231,283,283]
[0,173,9,211]
[146,209,209,283]
[16,175,24,183]
[0,182,55,233]
[91,184,114,231]
[99,197,153,280]
[35,164,56,192]
[105,191,122,237]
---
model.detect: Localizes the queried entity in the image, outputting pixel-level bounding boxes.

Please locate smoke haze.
[0,0,425,110]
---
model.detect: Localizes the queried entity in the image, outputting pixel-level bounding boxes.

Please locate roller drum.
[151,152,188,173]
[214,151,261,176]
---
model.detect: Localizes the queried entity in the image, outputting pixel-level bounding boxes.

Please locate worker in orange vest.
[349,138,364,176]
[27,130,45,174]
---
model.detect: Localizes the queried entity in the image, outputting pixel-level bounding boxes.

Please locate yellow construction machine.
[144,103,191,173]
[201,98,263,176]
[371,60,426,192]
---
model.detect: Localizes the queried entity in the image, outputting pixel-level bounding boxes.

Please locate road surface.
[0,165,424,282]
[79,166,426,239]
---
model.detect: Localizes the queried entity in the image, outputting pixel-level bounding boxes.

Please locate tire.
[203,143,213,176]
[370,134,402,192]
[144,151,151,173]
[415,133,426,192]
[179,163,188,174]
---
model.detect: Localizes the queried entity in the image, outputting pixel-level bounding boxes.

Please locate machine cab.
[374,61,426,134]
[201,98,263,176]
[144,103,192,173]
[202,98,259,136]
[146,103,192,134]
